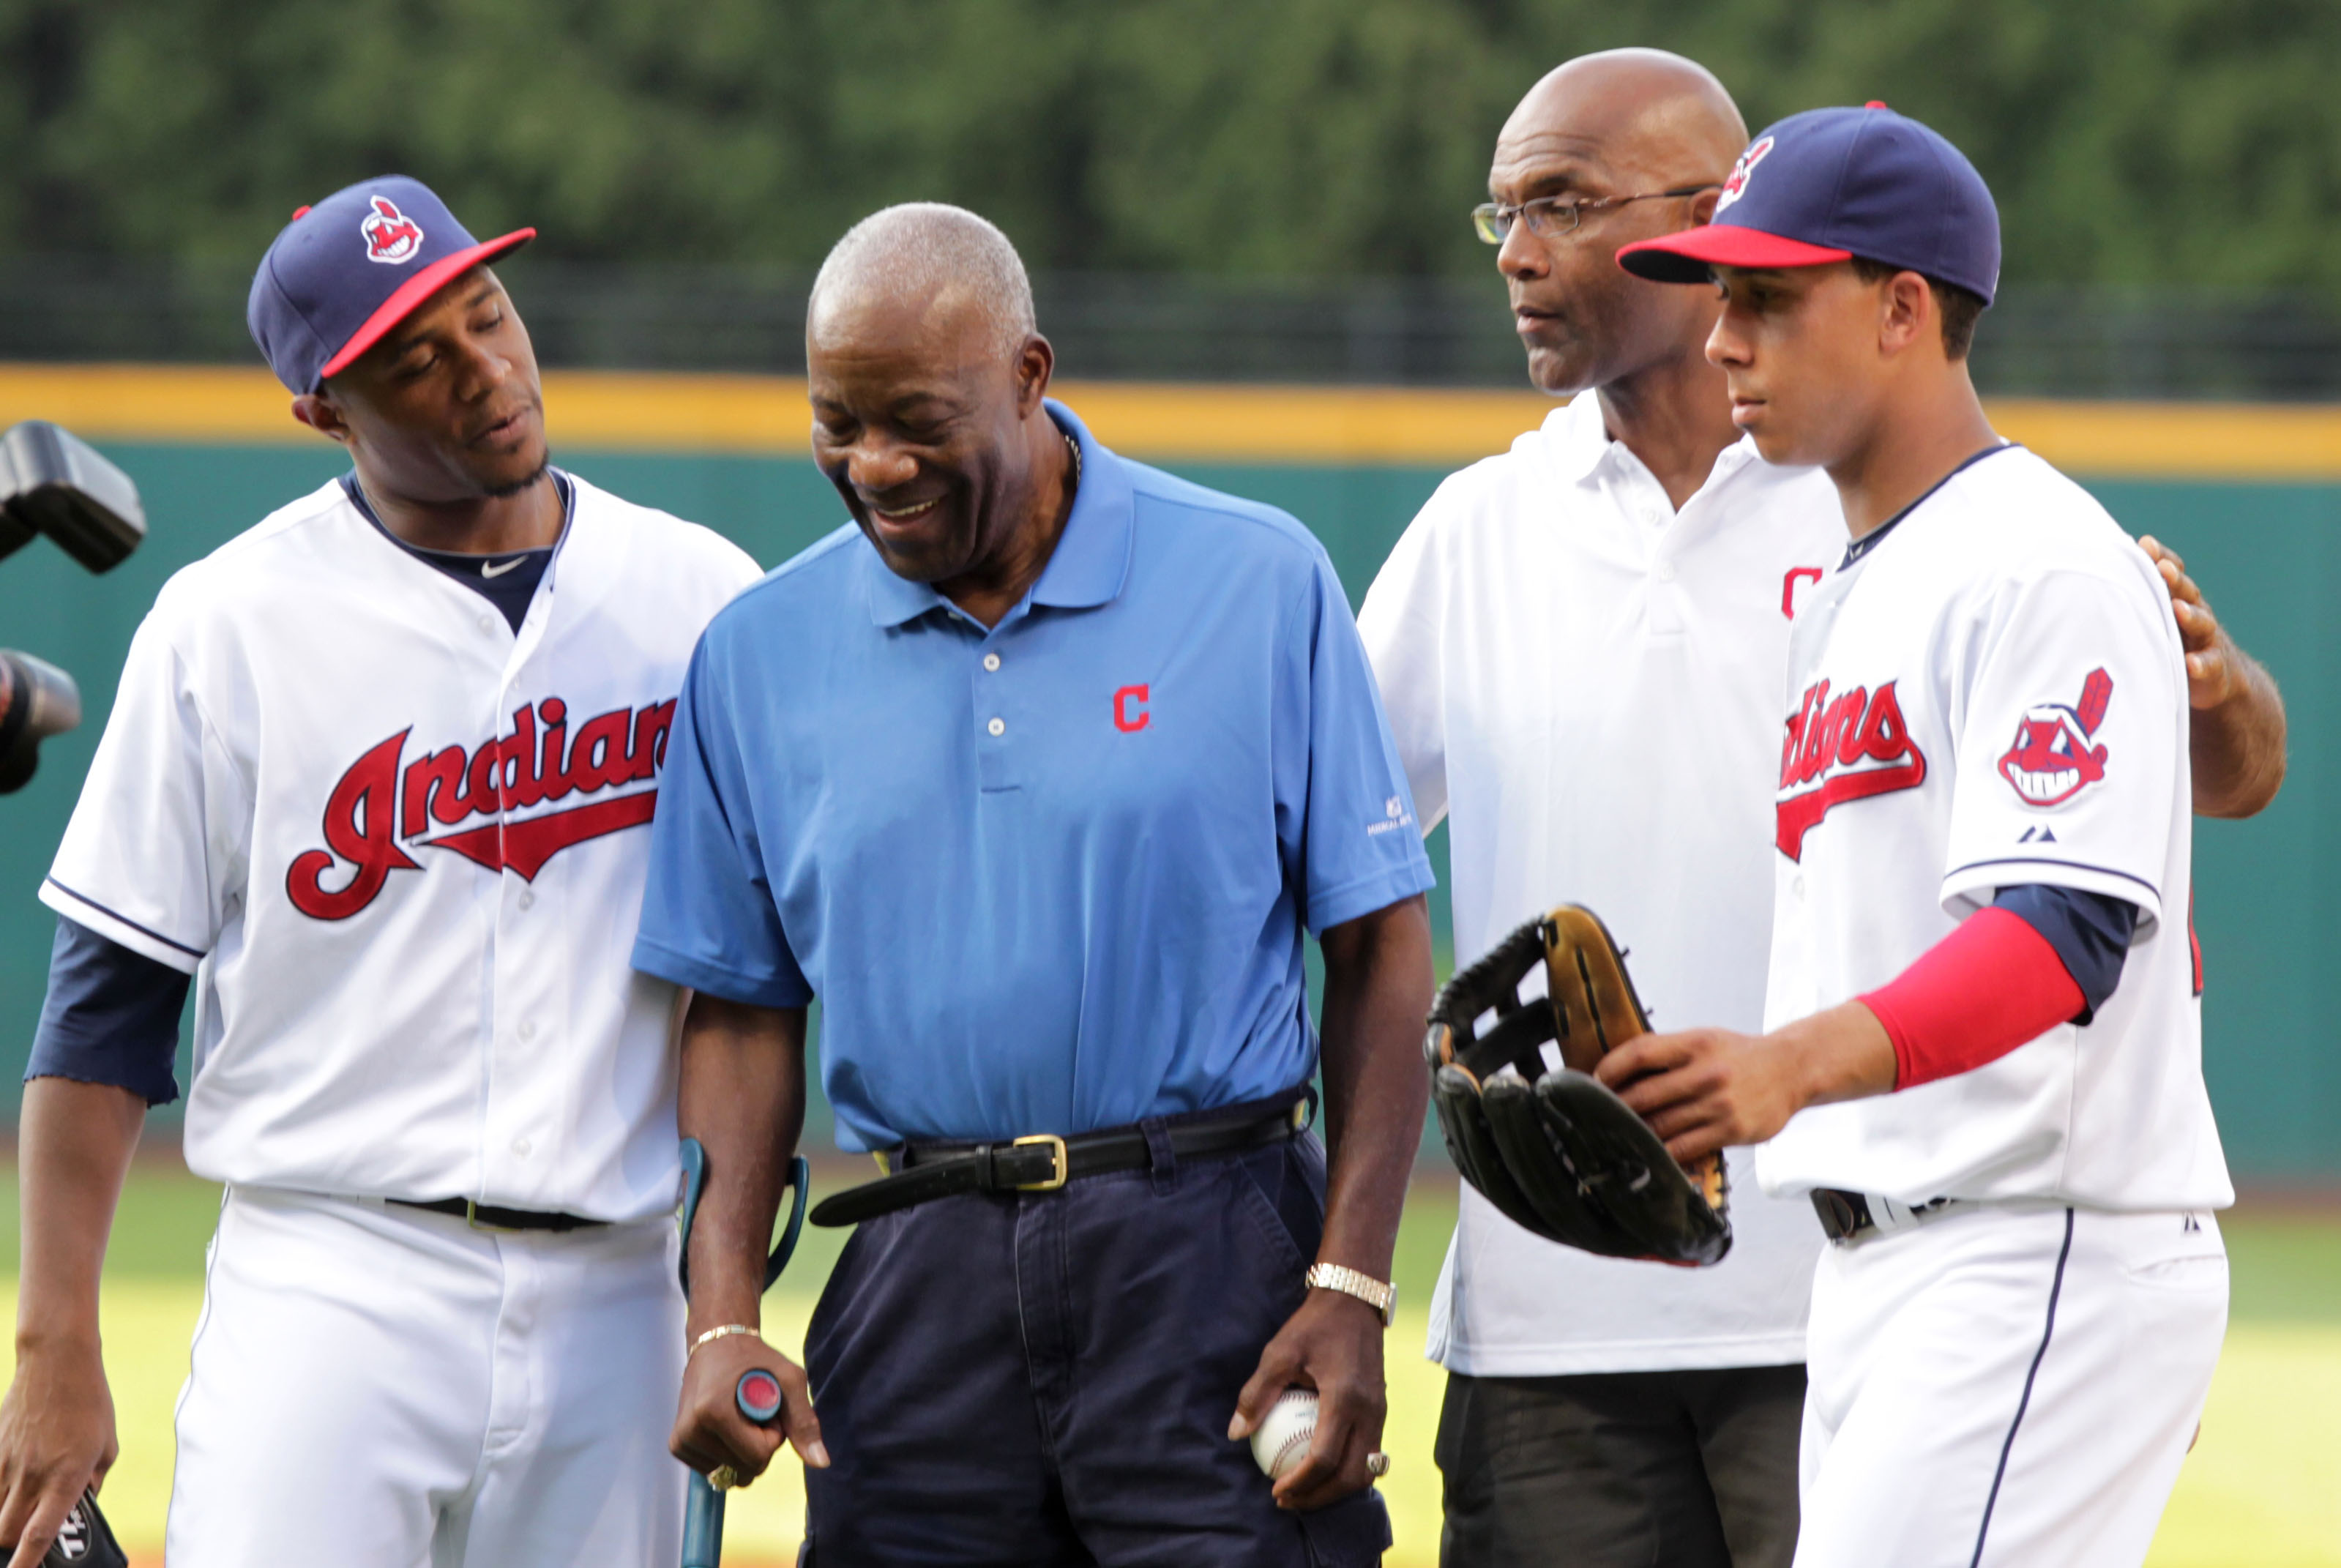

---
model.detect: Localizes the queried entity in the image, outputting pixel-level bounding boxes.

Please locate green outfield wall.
[2,439,2334,1179]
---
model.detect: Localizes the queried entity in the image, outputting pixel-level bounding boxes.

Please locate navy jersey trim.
[1970,1207,2076,1568]
[45,876,206,959]
[342,469,570,633]
[1946,856,2160,904]
[1842,443,2020,568]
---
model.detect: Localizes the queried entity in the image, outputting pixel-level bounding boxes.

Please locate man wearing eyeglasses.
[1357,48,2286,1568]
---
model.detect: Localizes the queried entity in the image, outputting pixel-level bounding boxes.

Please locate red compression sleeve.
[1859,907,2085,1091]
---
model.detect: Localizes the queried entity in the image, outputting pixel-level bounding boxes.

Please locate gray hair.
[808,202,1037,361]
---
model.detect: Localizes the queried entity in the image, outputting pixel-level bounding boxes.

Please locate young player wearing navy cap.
[0,176,759,1564]
[1605,108,2236,1566]
[1363,59,2282,1568]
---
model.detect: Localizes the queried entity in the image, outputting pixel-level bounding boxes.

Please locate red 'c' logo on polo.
[1113,685,1150,732]
[1781,566,1824,619]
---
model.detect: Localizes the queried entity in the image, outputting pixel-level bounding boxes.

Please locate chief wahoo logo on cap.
[1714,136,1774,216]
[362,196,425,264]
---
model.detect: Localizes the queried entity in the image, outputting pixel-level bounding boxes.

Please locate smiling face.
[1703,263,1901,468]
[1487,53,1742,395]
[305,266,548,500]
[807,283,1051,586]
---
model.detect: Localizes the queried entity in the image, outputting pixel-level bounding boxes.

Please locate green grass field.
[4,1165,2338,1566]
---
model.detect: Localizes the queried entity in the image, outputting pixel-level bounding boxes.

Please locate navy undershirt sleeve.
[26,916,187,1105]
[1992,884,2138,1025]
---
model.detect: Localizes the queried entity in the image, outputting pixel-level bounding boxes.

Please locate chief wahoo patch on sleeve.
[1998,667,2113,807]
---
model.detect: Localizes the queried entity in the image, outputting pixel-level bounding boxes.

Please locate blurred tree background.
[0,0,2334,293]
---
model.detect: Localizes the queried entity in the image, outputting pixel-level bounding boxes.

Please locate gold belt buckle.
[464,1199,521,1234]
[1011,1133,1070,1192]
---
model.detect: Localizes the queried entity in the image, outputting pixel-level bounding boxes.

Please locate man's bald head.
[1498,49,1747,190]
[1489,50,1749,398]
[809,202,1037,365]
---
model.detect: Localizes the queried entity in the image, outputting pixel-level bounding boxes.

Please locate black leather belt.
[1811,1188,1875,1242]
[390,1197,607,1233]
[1812,1187,1960,1244]
[808,1091,1312,1228]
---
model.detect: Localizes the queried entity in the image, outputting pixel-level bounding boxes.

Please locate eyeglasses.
[1471,186,1722,244]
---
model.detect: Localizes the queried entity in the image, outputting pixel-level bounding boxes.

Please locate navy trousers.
[799,1128,1394,1567]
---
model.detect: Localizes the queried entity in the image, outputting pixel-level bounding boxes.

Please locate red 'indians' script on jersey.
[1774,678,1927,860]
[288,695,674,920]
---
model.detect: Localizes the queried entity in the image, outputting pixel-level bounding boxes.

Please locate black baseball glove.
[1425,905,1730,1266]
[1,1490,128,1568]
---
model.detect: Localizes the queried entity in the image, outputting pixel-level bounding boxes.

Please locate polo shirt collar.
[862,397,1132,627]
[1545,392,1613,486]
[1544,388,1766,496]
[1030,400,1132,609]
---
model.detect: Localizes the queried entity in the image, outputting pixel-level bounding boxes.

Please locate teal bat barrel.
[681,1484,727,1568]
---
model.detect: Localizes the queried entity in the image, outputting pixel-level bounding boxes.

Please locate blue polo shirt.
[632,401,1433,1150]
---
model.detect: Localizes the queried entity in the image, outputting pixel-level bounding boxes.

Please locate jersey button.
[987,717,1006,736]
[1655,561,1677,583]
[518,1020,537,1041]
[512,1137,532,1158]
[517,890,535,911]
[477,613,494,633]
[982,653,1001,672]
[1791,875,1806,900]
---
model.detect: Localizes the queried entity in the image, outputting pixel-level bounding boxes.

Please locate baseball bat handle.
[676,1143,809,1568]
[679,1376,783,1567]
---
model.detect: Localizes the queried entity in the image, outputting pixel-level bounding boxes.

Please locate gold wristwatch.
[1306,1262,1397,1327]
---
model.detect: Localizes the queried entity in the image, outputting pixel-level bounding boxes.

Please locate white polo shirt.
[1359,392,1846,1375]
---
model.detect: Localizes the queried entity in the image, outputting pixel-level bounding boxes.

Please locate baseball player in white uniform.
[0,176,758,1566]
[1609,108,2239,1567]
[1362,55,2283,1568]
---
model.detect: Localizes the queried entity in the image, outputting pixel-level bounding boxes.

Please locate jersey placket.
[482,559,568,1198]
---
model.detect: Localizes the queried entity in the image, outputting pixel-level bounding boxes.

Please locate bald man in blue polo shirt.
[633,203,1435,1567]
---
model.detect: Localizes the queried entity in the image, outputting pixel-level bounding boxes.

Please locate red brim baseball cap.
[1616,224,1852,284]
[318,230,534,381]
[247,175,536,393]
[1614,106,2001,302]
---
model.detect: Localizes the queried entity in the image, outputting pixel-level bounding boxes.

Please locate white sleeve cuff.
[40,878,207,975]
[1939,855,2163,934]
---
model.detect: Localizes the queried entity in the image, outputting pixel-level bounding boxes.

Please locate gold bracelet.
[687,1323,763,1359]
[1305,1262,1397,1327]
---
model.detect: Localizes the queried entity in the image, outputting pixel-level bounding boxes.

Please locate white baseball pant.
[1794,1203,2227,1568]
[166,1184,686,1566]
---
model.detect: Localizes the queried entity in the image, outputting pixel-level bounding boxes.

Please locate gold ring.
[709,1464,741,1492]
[1365,1451,1391,1478]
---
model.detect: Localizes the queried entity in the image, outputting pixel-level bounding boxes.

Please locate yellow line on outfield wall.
[1,364,2338,479]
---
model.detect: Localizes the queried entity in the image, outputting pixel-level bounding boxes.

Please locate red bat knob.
[736,1370,784,1425]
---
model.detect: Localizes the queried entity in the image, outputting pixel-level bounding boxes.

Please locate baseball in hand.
[1250,1387,1319,1480]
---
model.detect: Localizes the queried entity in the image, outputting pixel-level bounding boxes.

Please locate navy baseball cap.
[1617,105,1999,305]
[247,176,536,393]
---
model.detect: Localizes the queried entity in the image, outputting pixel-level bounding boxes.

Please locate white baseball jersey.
[43,473,760,1221]
[1360,392,1845,1375]
[1756,444,2232,1212]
